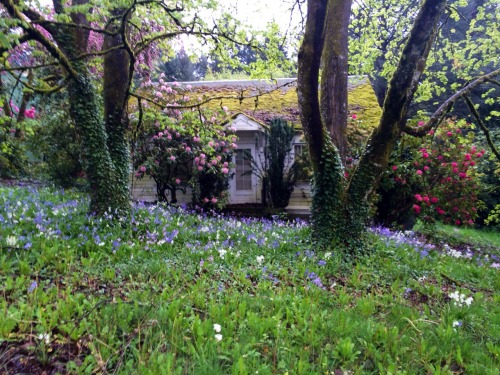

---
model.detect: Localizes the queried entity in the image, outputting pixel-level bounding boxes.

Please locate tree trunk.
[298,0,353,250]
[320,0,352,162]
[297,0,447,255]
[103,9,133,216]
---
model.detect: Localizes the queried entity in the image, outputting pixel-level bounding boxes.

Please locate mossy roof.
[179,77,382,140]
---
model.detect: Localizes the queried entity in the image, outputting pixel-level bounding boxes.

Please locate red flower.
[413,204,421,214]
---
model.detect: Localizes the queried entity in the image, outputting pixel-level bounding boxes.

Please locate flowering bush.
[133,79,236,209]
[378,119,484,227]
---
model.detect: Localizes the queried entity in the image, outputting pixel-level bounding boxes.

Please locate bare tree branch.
[403,67,500,136]
[464,95,500,162]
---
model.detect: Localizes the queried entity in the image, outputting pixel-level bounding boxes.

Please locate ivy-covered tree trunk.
[53,2,131,217]
[297,0,447,255]
[102,9,133,216]
[298,0,355,251]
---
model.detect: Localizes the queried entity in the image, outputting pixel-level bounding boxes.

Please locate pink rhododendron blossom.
[222,168,229,174]
[170,156,176,161]
[424,166,429,171]
[175,178,181,184]
[413,204,421,214]
[140,166,146,172]
[415,194,423,201]
[392,165,397,171]
[211,197,217,204]
[416,170,423,175]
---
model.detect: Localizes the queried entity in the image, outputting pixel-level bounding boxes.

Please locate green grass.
[431,222,500,249]
[1,187,499,374]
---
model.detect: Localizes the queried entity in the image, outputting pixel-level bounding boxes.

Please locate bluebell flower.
[28,281,37,293]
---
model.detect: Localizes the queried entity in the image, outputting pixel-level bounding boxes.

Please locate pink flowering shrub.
[133,81,236,209]
[378,119,484,227]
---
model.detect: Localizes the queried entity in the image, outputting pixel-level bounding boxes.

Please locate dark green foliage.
[160,48,199,81]
[0,135,30,178]
[28,108,85,189]
[476,129,500,228]
[266,118,297,208]
[249,118,297,209]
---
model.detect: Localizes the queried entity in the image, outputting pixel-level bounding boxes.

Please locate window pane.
[236,149,252,190]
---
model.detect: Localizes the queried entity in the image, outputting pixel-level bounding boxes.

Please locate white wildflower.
[213,324,221,333]
[448,290,473,307]
[256,255,264,265]
[215,334,223,341]
[38,333,50,344]
[6,236,17,247]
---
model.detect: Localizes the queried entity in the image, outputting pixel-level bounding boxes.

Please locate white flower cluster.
[213,323,222,342]
[6,235,18,247]
[443,244,463,258]
[448,290,473,307]
[256,255,264,265]
[38,333,50,344]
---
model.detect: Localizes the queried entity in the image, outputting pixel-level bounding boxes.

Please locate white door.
[229,145,257,203]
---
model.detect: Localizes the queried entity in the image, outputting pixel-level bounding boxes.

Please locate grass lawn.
[1,187,499,374]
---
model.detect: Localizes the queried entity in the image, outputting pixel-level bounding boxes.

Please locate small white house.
[130,77,381,216]
[130,111,311,214]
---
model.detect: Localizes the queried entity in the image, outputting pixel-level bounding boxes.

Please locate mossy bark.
[320,0,351,162]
